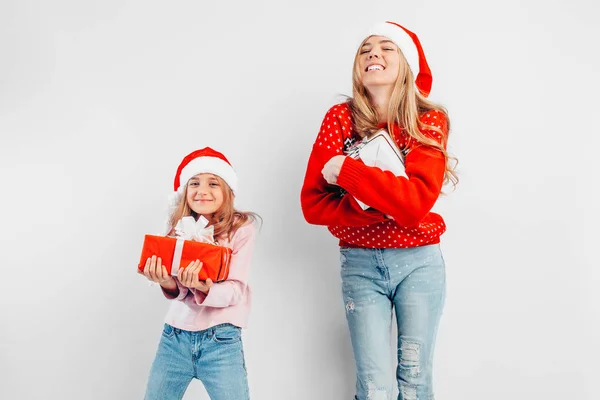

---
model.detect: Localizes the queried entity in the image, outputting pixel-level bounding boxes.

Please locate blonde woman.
[301,21,457,400]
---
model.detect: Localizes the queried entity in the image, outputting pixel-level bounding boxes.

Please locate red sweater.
[300,102,448,248]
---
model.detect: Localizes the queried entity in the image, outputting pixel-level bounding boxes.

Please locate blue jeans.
[340,245,446,400]
[144,323,249,400]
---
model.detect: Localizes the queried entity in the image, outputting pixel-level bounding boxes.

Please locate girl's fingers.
[180,260,193,284]
[192,261,202,284]
[188,260,197,276]
[193,260,202,273]
[148,256,156,281]
[182,261,194,286]
[143,258,152,278]
[177,260,203,287]
[185,261,197,286]
[161,265,170,280]
[147,257,157,280]
[190,260,199,271]
[156,257,166,280]
[178,266,186,284]
[149,256,159,282]
[186,260,199,276]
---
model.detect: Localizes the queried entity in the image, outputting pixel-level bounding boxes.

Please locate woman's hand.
[140,255,177,291]
[178,259,214,294]
[321,155,347,185]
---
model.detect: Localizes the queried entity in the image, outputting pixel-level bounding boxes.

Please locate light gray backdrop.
[1,0,598,399]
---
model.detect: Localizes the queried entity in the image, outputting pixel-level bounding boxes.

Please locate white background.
[1,0,598,399]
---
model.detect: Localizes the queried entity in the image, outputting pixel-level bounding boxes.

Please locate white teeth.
[367,65,384,71]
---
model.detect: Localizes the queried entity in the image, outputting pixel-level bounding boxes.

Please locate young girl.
[140,147,259,400]
[301,21,458,400]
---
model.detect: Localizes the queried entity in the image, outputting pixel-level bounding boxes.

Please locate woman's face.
[357,36,402,91]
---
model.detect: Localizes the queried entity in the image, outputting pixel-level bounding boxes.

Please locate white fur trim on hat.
[177,156,238,193]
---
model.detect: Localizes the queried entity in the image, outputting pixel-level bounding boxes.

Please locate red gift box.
[138,235,232,282]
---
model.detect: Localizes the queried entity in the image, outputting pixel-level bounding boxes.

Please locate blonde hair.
[349,38,458,188]
[167,175,260,241]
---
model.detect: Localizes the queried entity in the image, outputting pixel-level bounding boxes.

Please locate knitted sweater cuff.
[338,157,365,195]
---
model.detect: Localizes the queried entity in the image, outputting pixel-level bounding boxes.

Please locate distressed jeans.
[340,245,446,400]
[144,323,249,400]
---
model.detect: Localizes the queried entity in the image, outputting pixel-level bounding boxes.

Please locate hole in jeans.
[345,298,355,313]
[399,383,417,400]
[398,339,421,379]
[366,381,388,400]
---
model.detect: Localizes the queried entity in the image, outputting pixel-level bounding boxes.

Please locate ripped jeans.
[340,245,446,400]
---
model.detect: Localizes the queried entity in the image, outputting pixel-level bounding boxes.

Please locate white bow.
[174,216,215,244]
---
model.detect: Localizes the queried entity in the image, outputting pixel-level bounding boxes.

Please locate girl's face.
[357,36,401,91]
[186,173,224,218]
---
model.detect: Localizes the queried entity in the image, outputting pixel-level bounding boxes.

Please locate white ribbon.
[169,216,216,276]
[174,216,215,244]
[171,238,185,276]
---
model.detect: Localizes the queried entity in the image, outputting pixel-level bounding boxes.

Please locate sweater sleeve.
[191,223,256,308]
[337,110,448,228]
[300,104,387,227]
[161,279,190,301]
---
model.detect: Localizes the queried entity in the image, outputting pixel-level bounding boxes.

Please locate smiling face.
[356,36,403,92]
[185,173,224,218]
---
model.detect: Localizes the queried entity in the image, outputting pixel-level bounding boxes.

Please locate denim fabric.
[340,245,446,400]
[144,323,249,400]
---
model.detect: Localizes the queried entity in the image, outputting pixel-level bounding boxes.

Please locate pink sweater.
[161,222,256,331]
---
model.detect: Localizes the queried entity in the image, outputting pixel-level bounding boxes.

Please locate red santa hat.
[173,147,238,194]
[366,21,433,97]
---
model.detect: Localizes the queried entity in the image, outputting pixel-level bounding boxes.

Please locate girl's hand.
[140,255,176,291]
[321,155,347,185]
[178,260,214,294]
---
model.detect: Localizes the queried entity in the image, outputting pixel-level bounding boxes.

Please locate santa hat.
[365,21,433,97]
[173,147,238,193]
[166,147,238,220]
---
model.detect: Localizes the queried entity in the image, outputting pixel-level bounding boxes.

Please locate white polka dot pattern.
[328,218,446,248]
[315,104,352,154]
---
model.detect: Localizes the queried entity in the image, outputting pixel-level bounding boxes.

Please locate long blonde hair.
[349,38,458,188]
[167,176,260,241]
